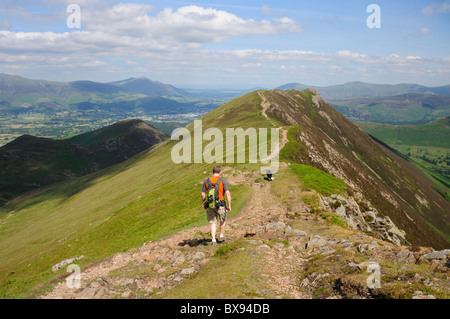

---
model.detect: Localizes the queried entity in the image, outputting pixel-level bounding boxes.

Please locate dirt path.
[258,91,288,164]
[40,93,302,299]
[39,168,449,299]
[41,169,309,299]
[230,182,306,298]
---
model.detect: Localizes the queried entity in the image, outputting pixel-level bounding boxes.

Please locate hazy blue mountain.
[277,81,450,100]
[108,77,187,97]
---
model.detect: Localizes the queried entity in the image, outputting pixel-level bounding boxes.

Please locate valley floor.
[40,166,449,299]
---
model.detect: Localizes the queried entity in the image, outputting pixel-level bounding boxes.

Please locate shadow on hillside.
[4,144,161,212]
[178,238,209,247]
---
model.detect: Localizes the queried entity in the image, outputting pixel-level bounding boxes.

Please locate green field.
[357,118,450,198]
[331,94,450,124]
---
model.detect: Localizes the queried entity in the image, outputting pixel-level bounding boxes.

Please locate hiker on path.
[201,165,231,244]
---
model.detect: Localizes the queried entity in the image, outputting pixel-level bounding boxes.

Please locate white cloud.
[0,20,12,30]
[0,2,447,86]
[422,2,450,16]
[420,27,431,35]
[80,4,302,44]
[405,27,431,39]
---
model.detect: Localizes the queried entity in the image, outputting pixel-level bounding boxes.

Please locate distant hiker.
[264,169,274,181]
[201,165,231,244]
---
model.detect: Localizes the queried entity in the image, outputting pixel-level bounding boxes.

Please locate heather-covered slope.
[259,89,449,248]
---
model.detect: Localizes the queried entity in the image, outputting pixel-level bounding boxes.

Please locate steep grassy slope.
[0,89,448,299]
[67,119,167,147]
[260,89,449,247]
[0,93,271,297]
[0,119,167,206]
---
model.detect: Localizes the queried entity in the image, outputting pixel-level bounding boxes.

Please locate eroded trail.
[40,164,450,300]
[40,169,310,299]
[41,91,297,299]
[40,89,318,300]
[258,91,289,162]
[40,91,448,300]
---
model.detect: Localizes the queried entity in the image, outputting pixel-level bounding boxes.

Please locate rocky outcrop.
[40,176,449,300]
[52,256,84,272]
[419,249,450,267]
[319,193,406,246]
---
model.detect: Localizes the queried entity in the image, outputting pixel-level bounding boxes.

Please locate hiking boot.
[211,240,217,245]
[218,236,225,243]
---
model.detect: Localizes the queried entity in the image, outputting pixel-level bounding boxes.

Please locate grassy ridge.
[0,120,168,206]
[289,164,348,196]
[0,91,271,298]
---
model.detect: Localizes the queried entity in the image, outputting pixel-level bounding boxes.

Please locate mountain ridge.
[108,77,187,97]
[258,89,449,247]
[0,119,168,206]
[277,81,450,100]
[0,88,448,298]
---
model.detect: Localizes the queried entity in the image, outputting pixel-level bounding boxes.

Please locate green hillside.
[259,89,449,246]
[331,93,450,124]
[67,118,166,147]
[356,117,450,148]
[0,119,168,207]
[357,118,450,200]
[0,92,270,298]
[0,89,448,299]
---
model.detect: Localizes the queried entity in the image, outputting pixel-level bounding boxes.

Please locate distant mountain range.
[277,81,450,100]
[108,77,187,97]
[0,73,215,115]
[1,73,449,126]
[0,119,167,206]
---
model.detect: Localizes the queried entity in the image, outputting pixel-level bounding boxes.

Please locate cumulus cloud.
[0,2,447,85]
[82,5,302,44]
[0,3,304,64]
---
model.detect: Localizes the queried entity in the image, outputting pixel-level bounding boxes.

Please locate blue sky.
[0,0,449,88]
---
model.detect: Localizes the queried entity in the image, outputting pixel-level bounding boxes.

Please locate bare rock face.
[320,194,406,246]
[419,249,450,267]
[394,249,417,264]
